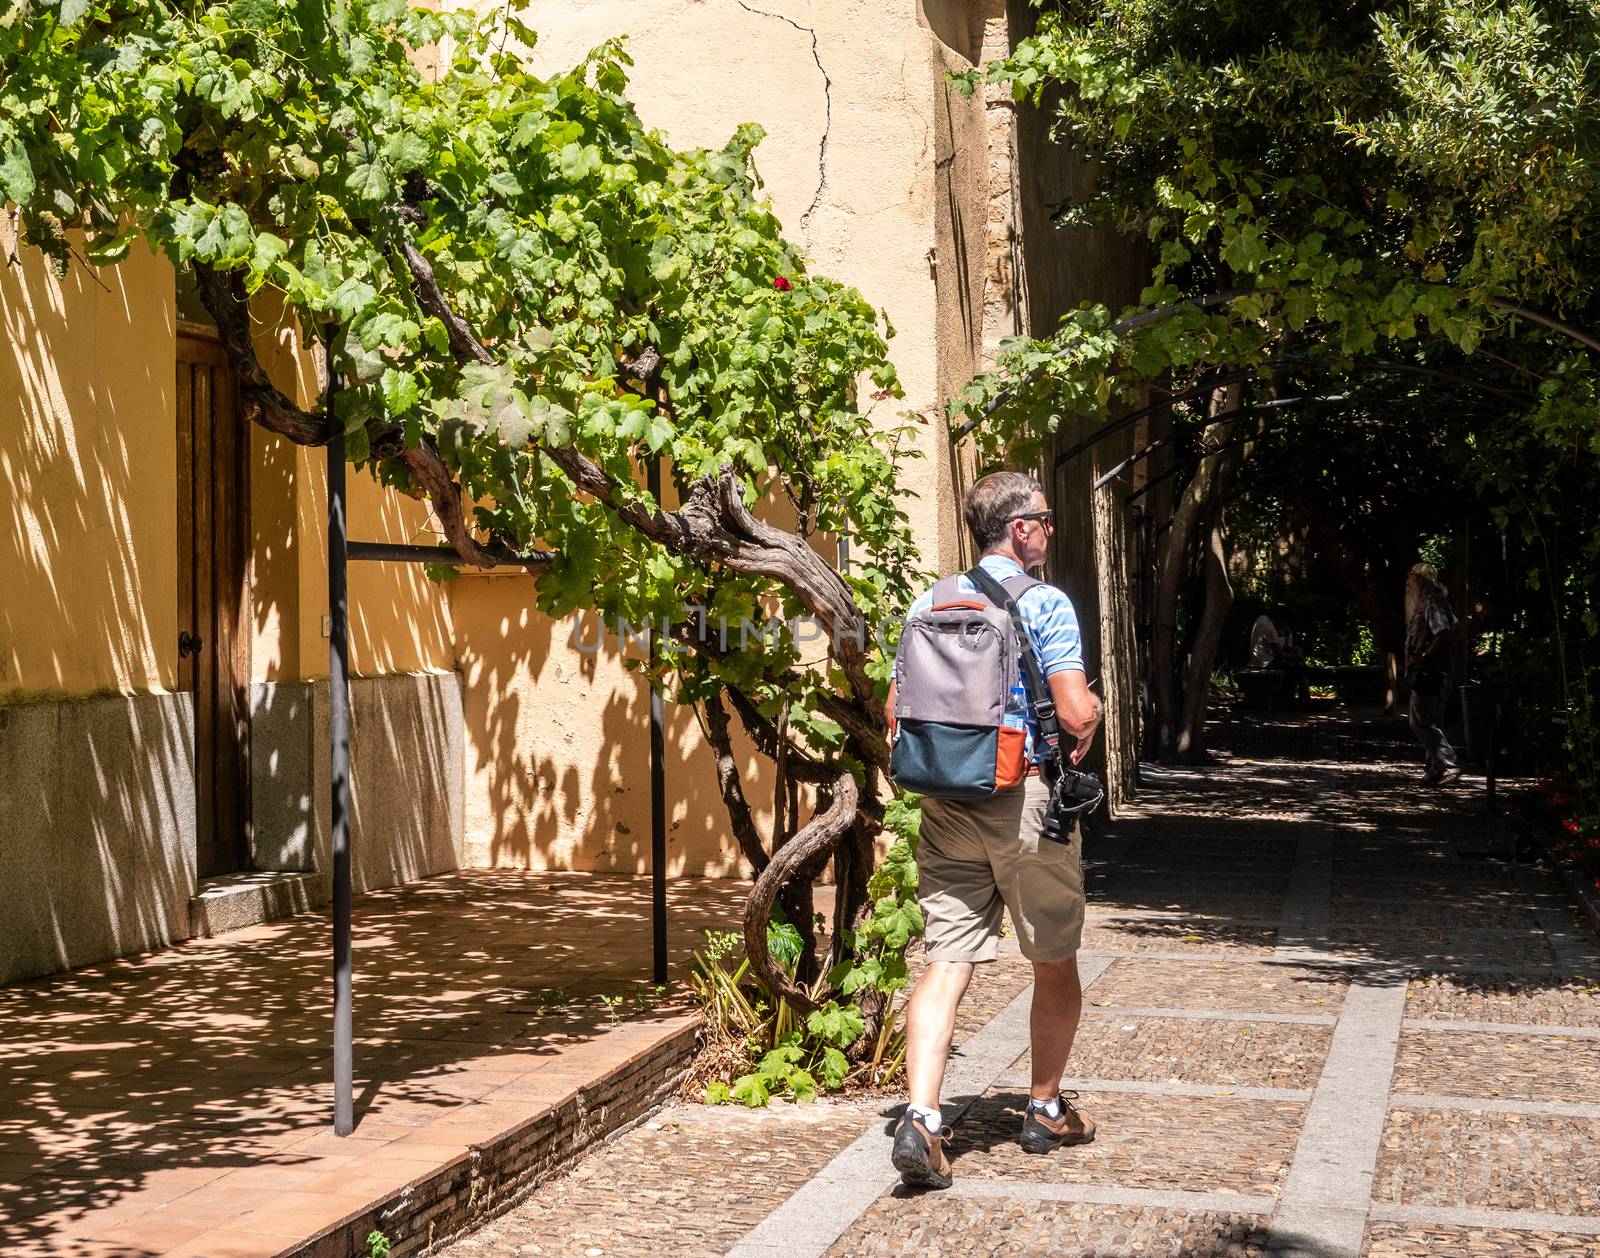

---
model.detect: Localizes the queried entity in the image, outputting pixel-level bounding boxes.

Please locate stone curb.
[283,1015,703,1258]
[1547,849,1600,940]
[1511,805,1600,940]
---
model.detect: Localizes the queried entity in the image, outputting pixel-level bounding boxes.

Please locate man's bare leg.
[905,959,975,1111]
[1028,955,1083,1100]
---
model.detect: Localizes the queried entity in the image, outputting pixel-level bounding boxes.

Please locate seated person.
[1248,606,1309,706]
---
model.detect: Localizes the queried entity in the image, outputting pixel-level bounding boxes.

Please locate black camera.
[1041,767,1105,845]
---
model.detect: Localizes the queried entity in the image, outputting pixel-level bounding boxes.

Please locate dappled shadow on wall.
[453,575,779,880]
[0,228,200,980]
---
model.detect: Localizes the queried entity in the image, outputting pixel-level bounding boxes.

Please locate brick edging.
[1547,852,1600,939]
[288,1015,705,1258]
[1520,811,1600,941]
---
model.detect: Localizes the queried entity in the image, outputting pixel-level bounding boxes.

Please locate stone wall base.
[0,672,465,984]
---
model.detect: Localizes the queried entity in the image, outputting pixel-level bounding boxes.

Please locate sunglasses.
[1012,509,1054,528]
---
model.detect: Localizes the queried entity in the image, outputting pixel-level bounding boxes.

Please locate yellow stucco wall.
[1,221,179,700]
[449,0,992,873]
[1,226,454,701]
[4,2,1007,883]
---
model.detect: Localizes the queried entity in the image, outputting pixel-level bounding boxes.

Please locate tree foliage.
[953,0,1599,786]
[1,0,930,1042]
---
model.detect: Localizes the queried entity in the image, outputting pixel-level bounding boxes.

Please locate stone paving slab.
[946,1089,1303,1197]
[1329,859,1519,883]
[1332,858,1521,882]
[1126,835,1300,859]
[1081,920,1280,955]
[1008,1013,1332,1090]
[901,951,1037,1050]
[1088,958,1348,1014]
[442,1103,871,1258]
[1109,858,1297,880]
[1331,900,1547,932]
[1099,871,1292,893]
[1089,893,1288,921]
[1320,927,1557,968]
[1404,973,1600,1026]
[0,871,751,1257]
[1374,1108,1600,1215]
[1363,1220,1600,1256]
[823,1198,1270,1257]
[951,955,1036,1046]
[1390,1028,1600,1102]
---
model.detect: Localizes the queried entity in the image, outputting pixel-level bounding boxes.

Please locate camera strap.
[964,564,1064,786]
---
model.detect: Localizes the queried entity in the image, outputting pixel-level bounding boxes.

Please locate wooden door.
[177,332,252,878]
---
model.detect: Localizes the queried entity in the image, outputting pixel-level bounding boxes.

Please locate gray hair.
[1406,562,1448,622]
[965,471,1043,553]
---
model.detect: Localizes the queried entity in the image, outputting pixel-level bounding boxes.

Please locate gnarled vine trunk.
[1150,381,1244,761]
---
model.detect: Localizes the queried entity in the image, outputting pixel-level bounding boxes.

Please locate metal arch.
[951,290,1251,442]
[1053,356,1532,478]
[949,285,1556,450]
[1120,387,1506,508]
[1091,392,1352,492]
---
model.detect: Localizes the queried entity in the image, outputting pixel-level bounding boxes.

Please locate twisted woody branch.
[196,227,890,1008]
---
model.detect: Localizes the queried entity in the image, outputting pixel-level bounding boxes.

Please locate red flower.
[773,275,792,292]
[1563,818,1580,833]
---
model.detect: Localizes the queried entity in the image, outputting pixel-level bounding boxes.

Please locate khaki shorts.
[918,775,1085,964]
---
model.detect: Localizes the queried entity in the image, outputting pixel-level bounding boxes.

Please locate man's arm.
[1049,669,1102,764]
[1410,626,1453,669]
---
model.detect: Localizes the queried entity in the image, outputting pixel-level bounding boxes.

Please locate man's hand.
[1049,671,1101,764]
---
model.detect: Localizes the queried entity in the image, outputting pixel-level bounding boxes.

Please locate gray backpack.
[890,569,1057,799]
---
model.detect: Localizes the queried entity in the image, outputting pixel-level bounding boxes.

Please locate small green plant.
[365,1230,392,1258]
[533,987,571,1011]
[629,983,669,1013]
[691,796,922,1105]
[597,993,626,1024]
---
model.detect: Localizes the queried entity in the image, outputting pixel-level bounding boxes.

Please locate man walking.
[1405,563,1461,786]
[884,471,1103,1189]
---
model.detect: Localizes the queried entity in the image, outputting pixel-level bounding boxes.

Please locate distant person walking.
[1405,563,1461,786]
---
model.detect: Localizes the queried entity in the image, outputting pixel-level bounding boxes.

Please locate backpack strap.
[965,565,1064,779]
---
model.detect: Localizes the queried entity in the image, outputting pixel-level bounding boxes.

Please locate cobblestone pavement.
[438,713,1600,1258]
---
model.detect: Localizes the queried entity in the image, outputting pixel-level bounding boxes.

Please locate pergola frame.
[322,369,669,1135]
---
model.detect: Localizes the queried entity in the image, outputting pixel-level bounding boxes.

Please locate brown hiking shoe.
[891,1110,953,1189]
[1020,1093,1096,1154]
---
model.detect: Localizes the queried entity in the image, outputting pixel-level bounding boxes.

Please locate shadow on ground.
[0,871,748,1251]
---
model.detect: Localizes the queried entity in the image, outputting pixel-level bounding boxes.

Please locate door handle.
[179,631,204,658]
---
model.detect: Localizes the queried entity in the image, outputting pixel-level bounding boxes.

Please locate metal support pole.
[1485,696,1498,817]
[328,379,354,1136]
[647,457,668,985]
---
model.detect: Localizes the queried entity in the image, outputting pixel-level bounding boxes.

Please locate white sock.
[907,1103,943,1132]
[1028,1096,1062,1119]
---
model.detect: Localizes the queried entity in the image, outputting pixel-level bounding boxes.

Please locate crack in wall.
[734,0,831,241]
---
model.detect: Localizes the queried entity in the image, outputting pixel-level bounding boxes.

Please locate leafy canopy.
[948,0,1600,464]
[954,0,1599,800]
[0,0,926,725]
